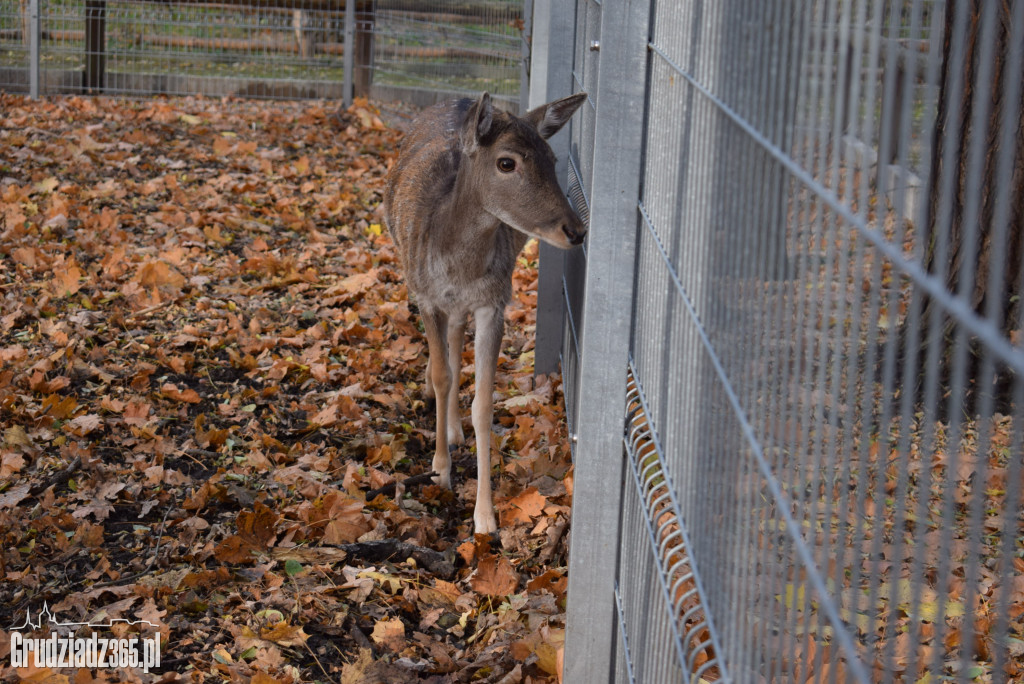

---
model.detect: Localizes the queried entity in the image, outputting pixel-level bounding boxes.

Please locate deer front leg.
[421,309,452,489]
[470,305,503,534]
[446,316,467,446]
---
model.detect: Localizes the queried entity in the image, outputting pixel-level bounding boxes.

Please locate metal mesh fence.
[545,0,1024,681]
[370,1,522,110]
[1,0,358,98]
[0,0,523,102]
[0,0,27,91]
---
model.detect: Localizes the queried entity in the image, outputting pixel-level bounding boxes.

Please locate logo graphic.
[9,603,161,673]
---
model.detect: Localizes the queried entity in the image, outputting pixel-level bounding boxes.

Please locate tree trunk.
[916,0,1024,411]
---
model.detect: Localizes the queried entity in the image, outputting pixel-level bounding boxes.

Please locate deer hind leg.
[424,354,435,399]
[421,308,452,488]
[20,0,29,47]
[470,305,503,534]
[446,315,467,446]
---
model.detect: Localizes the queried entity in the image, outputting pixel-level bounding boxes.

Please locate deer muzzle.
[561,213,586,247]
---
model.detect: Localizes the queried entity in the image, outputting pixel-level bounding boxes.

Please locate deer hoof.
[447,425,465,446]
[433,470,451,489]
[474,509,497,535]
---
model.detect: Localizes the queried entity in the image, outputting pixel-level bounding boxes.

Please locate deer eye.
[497,157,516,173]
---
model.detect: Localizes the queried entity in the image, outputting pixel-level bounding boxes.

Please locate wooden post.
[84,0,106,92]
[353,0,374,98]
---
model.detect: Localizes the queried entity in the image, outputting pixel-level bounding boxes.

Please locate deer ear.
[464,92,494,151]
[525,92,587,139]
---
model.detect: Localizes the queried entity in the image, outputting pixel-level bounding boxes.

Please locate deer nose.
[562,220,586,246]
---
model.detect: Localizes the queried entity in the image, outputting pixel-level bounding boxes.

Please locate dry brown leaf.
[14,665,69,683]
[237,502,279,547]
[1,452,26,478]
[527,568,568,599]
[66,413,103,436]
[470,554,519,597]
[329,268,380,297]
[135,259,185,290]
[260,621,308,647]
[50,265,83,297]
[370,616,406,652]
[161,383,201,404]
[507,486,547,522]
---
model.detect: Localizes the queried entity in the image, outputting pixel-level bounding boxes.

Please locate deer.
[292,8,318,60]
[383,91,587,534]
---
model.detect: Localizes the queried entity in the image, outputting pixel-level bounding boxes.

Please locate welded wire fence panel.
[370,0,522,110]
[0,0,521,101]
[553,0,1024,681]
[560,0,598,446]
[20,0,363,98]
[0,0,31,91]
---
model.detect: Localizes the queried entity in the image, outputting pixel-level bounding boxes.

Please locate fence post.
[343,0,354,107]
[519,0,532,112]
[530,0,577,376]
[353,1,374,98]
[84,0,105,92]
[28,0,40,97]
[563,0,651,681]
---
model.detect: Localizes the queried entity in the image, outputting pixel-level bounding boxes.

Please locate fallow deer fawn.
[384,92,587,534]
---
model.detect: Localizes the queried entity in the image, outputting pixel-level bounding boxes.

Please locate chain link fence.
[532,0,1024,681]
[0,0,523,105]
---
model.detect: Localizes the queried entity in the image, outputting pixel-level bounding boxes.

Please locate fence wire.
[371,1,521,110]
[554,0,1024,681]
[0,0,522,103]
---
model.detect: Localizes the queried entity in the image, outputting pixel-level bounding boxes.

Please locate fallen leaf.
[507,486,547,523]
[50,265,83,297]
[470,554,519,597]
[370,616,405,651]
[161,383,201,404]
[260,621,308,647]
[66,414,103,436]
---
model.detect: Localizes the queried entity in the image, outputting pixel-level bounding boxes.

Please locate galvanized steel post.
[343,0,354,108]
[519,0,532,112]
[563,0,651,681]
[28,0,40,97]
[530,0,577,377]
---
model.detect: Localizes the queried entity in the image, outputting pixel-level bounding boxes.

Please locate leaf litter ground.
[0,94,574,683]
